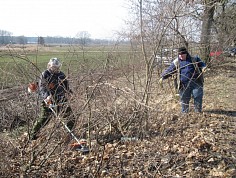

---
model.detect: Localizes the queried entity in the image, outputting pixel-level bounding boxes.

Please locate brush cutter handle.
[44,95,52,105]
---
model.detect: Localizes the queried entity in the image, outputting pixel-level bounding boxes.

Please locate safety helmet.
[47,58,62,72]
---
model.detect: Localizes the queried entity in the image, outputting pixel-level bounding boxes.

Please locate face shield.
[47,58,62,73]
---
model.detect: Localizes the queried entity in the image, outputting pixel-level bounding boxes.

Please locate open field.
[0,44,137,89]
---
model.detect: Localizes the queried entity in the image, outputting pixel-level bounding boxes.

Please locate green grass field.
[0,44,137,88]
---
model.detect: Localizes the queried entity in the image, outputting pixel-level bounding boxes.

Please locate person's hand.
[202,67,207,73]
[159,78,163,88]
[44,95,52,105]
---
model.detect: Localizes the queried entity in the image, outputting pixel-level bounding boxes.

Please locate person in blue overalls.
[159,47,206,113]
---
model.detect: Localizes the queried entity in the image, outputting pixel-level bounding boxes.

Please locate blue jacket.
[161,54,206,85]
[39,69,70,103]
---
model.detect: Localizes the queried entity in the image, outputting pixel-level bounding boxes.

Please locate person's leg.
[179,85,192,113]
[192,83,203,112]
[31,102,51,139]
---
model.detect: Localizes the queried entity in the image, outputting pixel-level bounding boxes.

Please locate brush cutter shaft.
[49,105,80,144]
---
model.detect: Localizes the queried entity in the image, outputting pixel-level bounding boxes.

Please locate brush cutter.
[48,103,89,154]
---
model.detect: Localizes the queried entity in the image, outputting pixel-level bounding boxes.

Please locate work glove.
[159,78,163,88]
[202,67,207,73]
[27,82,38,93]
[44,95,52,105]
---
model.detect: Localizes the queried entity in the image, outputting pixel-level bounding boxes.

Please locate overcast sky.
[1,0,129,39]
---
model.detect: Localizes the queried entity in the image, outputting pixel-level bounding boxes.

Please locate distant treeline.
[0,36,118,45]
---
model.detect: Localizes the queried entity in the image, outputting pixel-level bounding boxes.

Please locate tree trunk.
[200,0,215,64]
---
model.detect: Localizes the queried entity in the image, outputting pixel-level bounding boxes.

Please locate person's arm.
[39,71,50,99]
[65,79,73,94]
[161,61,177,79]
[195,56,206,69]
[60,72,73,94]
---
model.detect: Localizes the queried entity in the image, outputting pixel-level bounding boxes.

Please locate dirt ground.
[0,56,235,177]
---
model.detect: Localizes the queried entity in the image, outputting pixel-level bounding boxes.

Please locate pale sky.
[0,0,129,39]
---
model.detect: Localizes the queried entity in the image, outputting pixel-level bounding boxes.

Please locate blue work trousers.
[179,81,203,113]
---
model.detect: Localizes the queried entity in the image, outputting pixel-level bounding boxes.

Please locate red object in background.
[210,51,223,61]
[210,51,222,57]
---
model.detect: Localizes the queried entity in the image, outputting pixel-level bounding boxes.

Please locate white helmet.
[47,58,62,72]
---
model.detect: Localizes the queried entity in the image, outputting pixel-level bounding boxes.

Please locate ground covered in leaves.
[0,57,235,177]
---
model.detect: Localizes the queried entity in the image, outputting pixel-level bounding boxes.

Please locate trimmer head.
[69,139,90,154]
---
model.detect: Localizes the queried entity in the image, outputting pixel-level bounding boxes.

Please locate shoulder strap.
[173,58,179,67]
[173,58,180,92]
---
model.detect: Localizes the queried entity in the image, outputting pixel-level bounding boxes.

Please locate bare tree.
[38,36,45,46]
[75,31,91,46]
[0,29,13,44]
[213,0,236,47]
[200,0,216,63]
